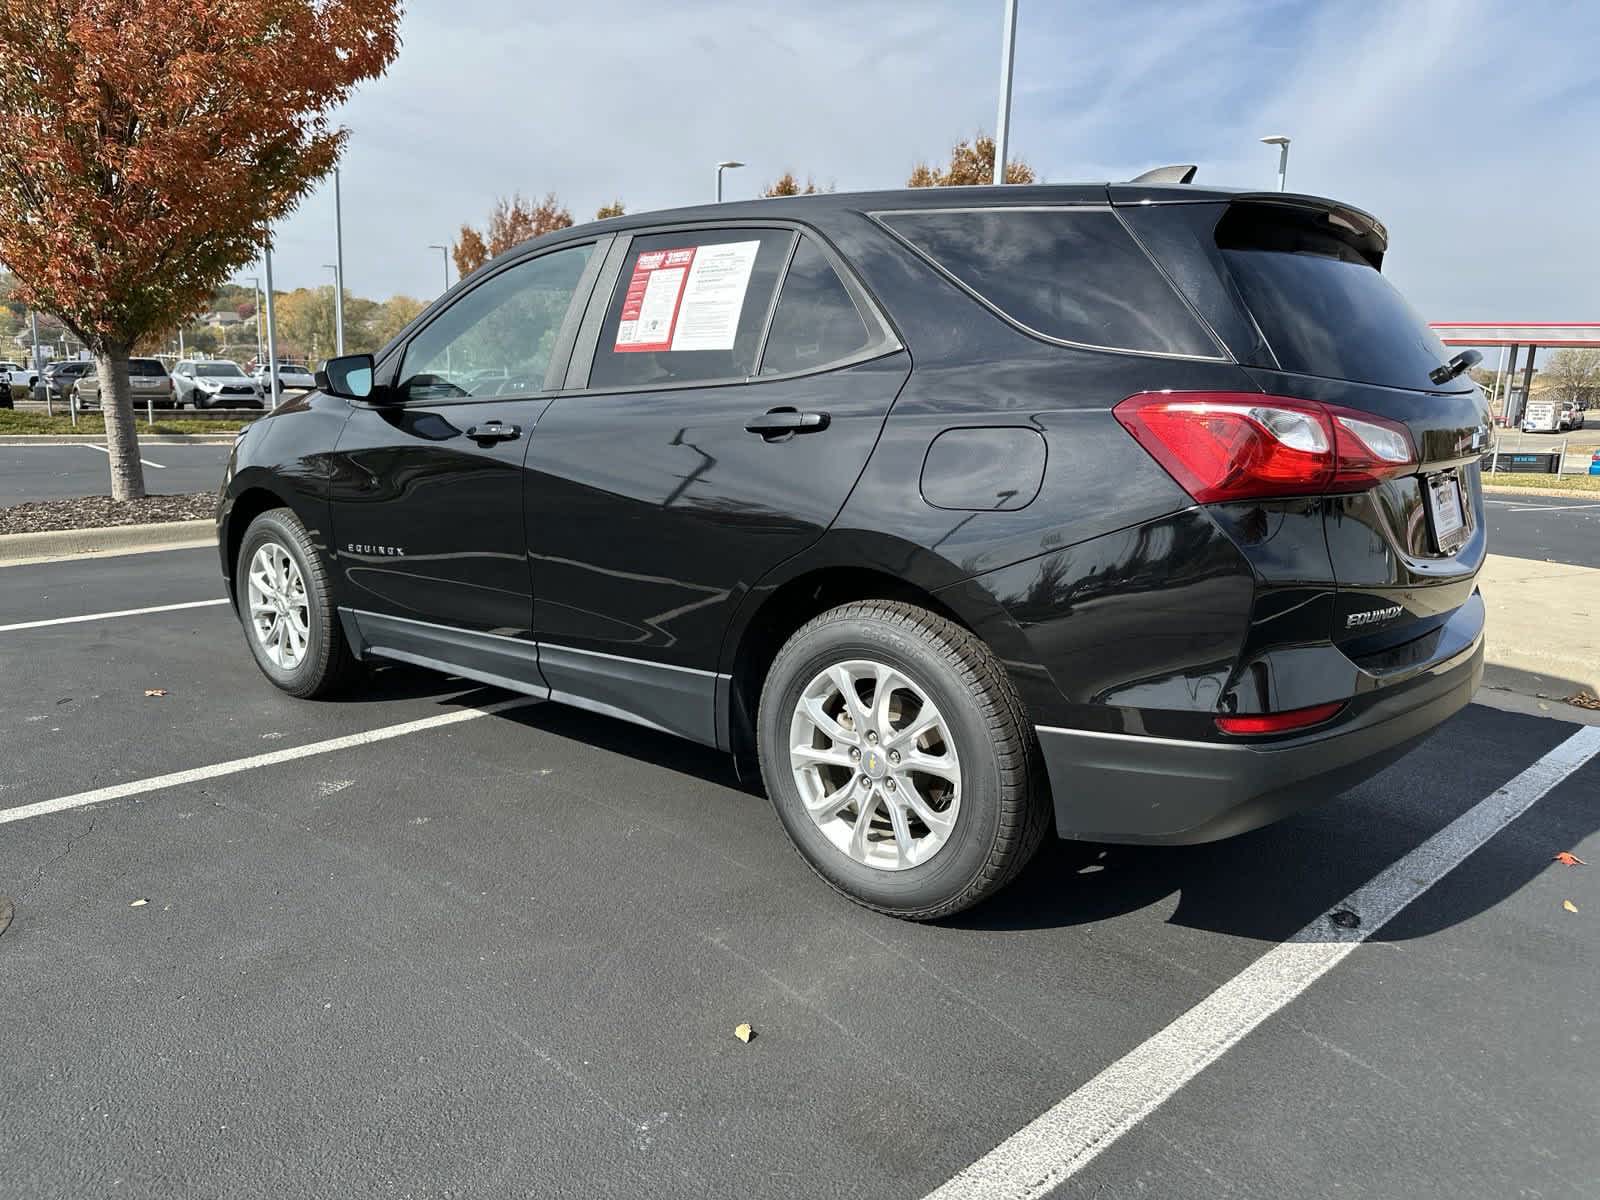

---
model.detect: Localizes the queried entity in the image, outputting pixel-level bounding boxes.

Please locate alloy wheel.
[788,658,962,871]
[246,541,310,670]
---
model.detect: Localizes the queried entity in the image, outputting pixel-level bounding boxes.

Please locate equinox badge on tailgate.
[1347,604,1405,628]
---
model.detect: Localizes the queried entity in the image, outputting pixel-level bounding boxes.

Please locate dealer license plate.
[1426,472,1467,553]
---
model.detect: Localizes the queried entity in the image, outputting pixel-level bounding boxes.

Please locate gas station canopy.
[1430,322,1600,348]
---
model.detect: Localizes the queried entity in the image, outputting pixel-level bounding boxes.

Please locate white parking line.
[1505,503,1600,513]
[80,442,166,469]
[924,724,1600,1200]
[0,597,229,633]
[0,696,538,828]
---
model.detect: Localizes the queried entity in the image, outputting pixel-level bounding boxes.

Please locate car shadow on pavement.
[951,775,1596,944]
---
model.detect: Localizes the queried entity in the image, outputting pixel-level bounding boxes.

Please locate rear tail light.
[1215,701,1344,736]
[1114,392,1415,503]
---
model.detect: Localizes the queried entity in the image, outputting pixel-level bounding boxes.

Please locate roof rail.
[1128,164,1197,185]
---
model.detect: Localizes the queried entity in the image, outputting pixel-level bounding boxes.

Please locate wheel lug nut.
[888,750,899,764]
[849,747,861,761]
[866,731,878,744]
[885,778,896,792]
[858,775,870,788]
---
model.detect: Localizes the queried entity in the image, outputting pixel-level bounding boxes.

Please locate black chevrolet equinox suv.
[220,182,1490,919]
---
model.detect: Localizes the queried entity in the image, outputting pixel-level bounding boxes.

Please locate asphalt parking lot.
[1,546,1597,1200]
[1484,492,1600,568]
[0,443,233,504]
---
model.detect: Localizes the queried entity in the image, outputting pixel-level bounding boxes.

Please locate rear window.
[1216,205,1456,391]
[876,208,1220,357]
[129,358,167,377]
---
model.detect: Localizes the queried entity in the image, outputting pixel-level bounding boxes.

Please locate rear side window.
[757,236,872,375]
[1216,204,1455,391]
[587,228,791,390]
[129,358,167,377]
[877,208,1219,357]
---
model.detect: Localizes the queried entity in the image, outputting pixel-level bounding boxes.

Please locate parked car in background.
[73,356,174,409]
[1560,399,1585,430]
[219,182,1490,919]
[173,359,265,408]
[33,359,95,404]
[254,361,317,395]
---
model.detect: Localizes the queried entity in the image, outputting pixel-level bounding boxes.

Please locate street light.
[322,262,342,358]
[1260,134,1291,192]
[262,242,280,408]
[715,160,744,203]
[332,167,346,356]
[239,276,264,369]
[427,244,451,295]
[993,0,1018,185]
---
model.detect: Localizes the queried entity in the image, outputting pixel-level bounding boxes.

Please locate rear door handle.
[745,407,830,439]
[466,420,521,444]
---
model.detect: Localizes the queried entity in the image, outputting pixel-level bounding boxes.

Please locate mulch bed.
[0,492,215,536]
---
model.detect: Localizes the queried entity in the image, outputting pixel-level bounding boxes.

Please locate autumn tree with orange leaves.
[0,0,401,499]
[453,193,574,278]
[909,134,1036,187]
[763,172,829,197]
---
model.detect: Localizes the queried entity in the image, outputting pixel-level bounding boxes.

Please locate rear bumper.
[1038,604,1484,844]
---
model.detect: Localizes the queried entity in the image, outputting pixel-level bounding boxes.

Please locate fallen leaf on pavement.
[143,688,167,697]
[1562,900,1579,913]
[129,898,148,908]
[1565,691,1600,710]
[1554,851,1587,866]
[734,1022,754,1043]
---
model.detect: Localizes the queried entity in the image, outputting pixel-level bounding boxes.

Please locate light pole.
[427,244,451,296]
[993,0,1018,185]
[332,167,346,356]
[243,275,264,368]
[262,243,280,409]
[323,263,342,360]
[1260,134,1291,192]
[715,160,744,203]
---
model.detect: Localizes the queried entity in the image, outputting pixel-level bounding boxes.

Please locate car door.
[327,237,606,688]
[524,225,908,745]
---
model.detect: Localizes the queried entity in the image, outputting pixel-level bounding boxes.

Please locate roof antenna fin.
[1129,164,1197,185]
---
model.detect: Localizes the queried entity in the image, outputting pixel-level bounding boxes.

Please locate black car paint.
[220,183,1490,844]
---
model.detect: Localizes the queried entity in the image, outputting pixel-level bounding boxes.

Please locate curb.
[0,519,216,566]
[0,434,237,445]
[1483,483,1600,500]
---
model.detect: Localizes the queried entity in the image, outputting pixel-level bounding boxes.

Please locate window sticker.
[613,240,761,353]
[615,247,695,352]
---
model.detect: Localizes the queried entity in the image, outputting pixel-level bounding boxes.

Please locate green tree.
[595,199,625,220]
[763,172,829,197]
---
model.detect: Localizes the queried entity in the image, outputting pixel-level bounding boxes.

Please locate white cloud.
[261,0,1599,324]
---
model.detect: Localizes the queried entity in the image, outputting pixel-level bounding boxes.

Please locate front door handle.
[466,420,521,444]
[745,407,830,439]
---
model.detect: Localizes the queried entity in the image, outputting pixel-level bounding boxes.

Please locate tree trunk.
[95,345,147,501]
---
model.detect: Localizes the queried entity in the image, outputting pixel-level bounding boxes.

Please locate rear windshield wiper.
[1430,348,1481,386]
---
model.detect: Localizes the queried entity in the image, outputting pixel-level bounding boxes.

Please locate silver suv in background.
[72,357,174,409]
[173,359,265,408]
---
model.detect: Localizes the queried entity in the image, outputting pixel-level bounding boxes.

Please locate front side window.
[757,236,873,376]
[587,228,791,391]
[877,208,1219,357]
[398,242,594,402]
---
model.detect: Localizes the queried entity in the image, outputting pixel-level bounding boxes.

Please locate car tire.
[236,507,360,699]
[757,600,1049,920]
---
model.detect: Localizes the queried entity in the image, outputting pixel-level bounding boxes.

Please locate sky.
[261,0,1600,323]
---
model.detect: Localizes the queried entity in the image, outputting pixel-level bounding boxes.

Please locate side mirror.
[319,353,378,400]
